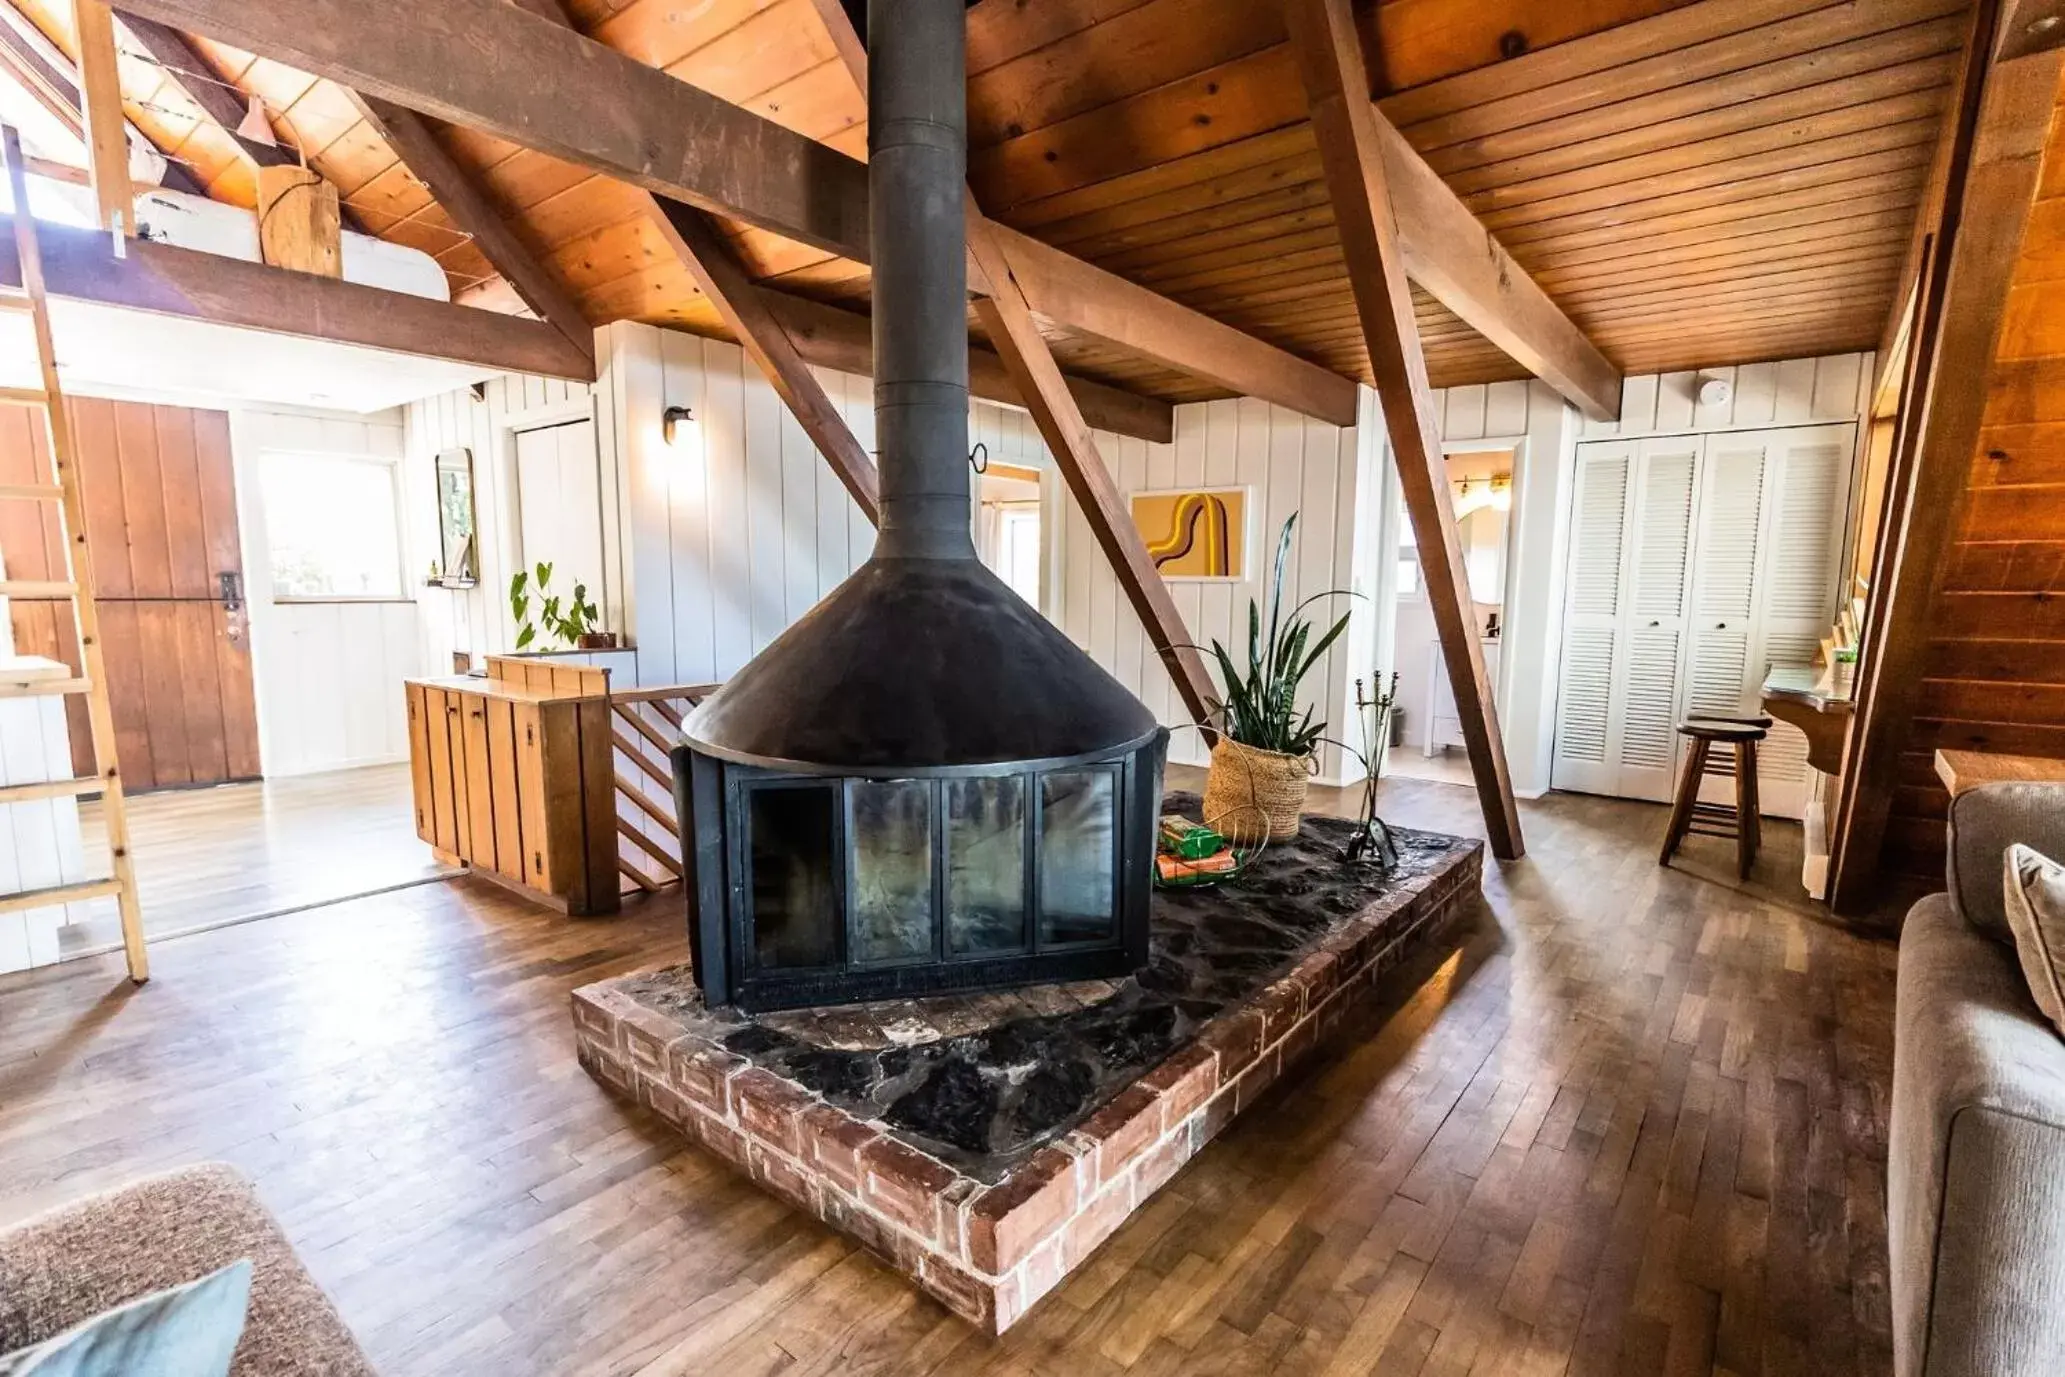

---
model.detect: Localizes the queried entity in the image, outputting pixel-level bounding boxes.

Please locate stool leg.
[1743,738,1762,858]
[1733,740,1756,879]
[1661,736,1709,865]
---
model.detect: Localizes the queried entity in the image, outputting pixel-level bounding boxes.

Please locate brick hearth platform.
[571,823,1482,1333]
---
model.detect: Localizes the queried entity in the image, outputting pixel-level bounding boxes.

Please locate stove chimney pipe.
[868,0,972,561]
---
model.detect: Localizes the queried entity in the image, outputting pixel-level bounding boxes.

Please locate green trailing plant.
[1204,512,1354,758]
[509,561,599,651]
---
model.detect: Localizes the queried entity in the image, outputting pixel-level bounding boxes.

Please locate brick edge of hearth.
[570,842,1485,1334]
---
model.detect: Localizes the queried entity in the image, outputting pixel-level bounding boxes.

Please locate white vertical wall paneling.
[1585,352,1872,439]
[231,407,424,777]
[0,592,90,973]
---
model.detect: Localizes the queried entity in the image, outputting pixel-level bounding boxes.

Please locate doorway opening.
[1387,449,1515,787]
[976,460,1044,609]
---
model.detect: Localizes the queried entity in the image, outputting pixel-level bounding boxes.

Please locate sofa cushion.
[0,1165,374,1377]
[0,1259,250,1377]
[1947,782,2065,941]
[2004,845,2065,1039]
[1891,893,2065,1377]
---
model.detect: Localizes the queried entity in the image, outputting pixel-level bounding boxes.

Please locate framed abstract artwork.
[1130,486,1250,581]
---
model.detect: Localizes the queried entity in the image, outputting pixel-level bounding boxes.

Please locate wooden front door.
[0,399,261,791]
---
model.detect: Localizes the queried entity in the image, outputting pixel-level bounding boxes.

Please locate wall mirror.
[435,446,478,585]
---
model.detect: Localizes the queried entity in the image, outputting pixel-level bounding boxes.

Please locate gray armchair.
[0,1163,375,1375]
[1890,781,2065,1377]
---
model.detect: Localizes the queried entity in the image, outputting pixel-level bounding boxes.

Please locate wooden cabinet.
[405,657,619,915]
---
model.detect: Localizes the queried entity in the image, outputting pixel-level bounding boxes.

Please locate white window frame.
[257,447,413,605]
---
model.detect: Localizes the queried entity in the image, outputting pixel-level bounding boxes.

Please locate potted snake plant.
[1200,512,1354,844]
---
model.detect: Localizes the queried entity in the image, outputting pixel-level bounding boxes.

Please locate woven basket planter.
[1202,737,1312,844]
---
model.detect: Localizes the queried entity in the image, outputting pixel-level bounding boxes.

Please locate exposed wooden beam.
[111,0,1359,424]
[1997,0,2065,60]
[114,0,873,260]
[1829,6,2061,910]
[969,207,1219,731]
[0,210,596,379]
[1288,0,1524,859]
[759,291,1175,445]
[987,225,1361,426]
[66,0,129,230]
[346,94,592,361]
[1372,115,1621,420]
[652,200,880,523]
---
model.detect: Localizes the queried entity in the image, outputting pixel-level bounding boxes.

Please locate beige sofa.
[1891,781,2065,1377]
[0,1163,375,1375]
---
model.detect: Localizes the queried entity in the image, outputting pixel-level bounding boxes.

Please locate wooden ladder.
[0,125,146,981]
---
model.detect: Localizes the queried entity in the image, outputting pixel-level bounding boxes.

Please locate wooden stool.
[1658,715,1770,878]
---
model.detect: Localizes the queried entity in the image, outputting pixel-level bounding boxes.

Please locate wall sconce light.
[663,405,697,448]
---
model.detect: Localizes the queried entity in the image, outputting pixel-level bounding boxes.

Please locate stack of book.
[1156,815,1238,886]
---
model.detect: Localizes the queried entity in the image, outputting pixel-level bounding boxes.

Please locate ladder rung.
[0,580,77,597]
[0,776,103,804]
[0,296,29,313]
[0,877,122,916]
[0,676,90,698]
[0,483,61,500]
[0,386,49,407]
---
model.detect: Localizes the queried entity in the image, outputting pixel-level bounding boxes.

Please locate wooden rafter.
[109,0,1362,424]
[813,0,1220,732]
[346,94,593,362]
[652,199,881,523]
[1287,0,1524,859]
[760,290,1172,444]
[1373,115,1622,420]
[0,209,596,379]
[1829,3,2064,909]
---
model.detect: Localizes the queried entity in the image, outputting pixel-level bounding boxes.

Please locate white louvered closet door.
[1747,425,1853,817]
[1551,442,1634,796]
[1613,438,1703,801]
[1551,422,1855,817]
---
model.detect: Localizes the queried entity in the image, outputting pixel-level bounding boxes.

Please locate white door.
[513,419,607,619]
[1551,423,1854,818]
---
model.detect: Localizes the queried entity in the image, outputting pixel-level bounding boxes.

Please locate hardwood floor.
[0,772,1900,1375]
[61,763,452,954]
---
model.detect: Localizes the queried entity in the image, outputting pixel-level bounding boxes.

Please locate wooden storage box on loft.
[404,656,618,915]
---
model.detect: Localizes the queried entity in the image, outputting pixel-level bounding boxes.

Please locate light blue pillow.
[0,1259,251,1377]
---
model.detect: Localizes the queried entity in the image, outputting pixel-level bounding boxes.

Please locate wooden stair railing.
[609,683,718,894]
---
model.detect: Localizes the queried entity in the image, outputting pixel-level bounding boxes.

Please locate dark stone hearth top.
[618,795,1468,1179]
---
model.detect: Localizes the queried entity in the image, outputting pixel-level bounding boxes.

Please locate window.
[260,452,405,599]
[1396,494,1422,597]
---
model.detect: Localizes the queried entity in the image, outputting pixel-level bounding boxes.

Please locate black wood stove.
[671,0,1168,1013]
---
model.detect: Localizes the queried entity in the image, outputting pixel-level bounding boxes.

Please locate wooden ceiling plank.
[0,208,595,377]
[347,94,593,359]
[1288,0,1523,858]
[1379,0,1851,129]
[1462,86,1952,219]
[1434,36,1963,192]
[1401,0,1962,153]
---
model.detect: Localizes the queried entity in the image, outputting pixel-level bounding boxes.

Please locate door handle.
[218,571,244,613]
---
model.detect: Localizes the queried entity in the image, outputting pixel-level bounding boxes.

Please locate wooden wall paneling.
[462,695,496,874]
[426,687,459,856]
[1831,8,2064,909]
[576,696,617,912]
[171,600,227,783]
[1287,0,1523,858]
[405,683,433,842]
[534,701,588,911]
[513,701,553,894]
[486,699,524,883]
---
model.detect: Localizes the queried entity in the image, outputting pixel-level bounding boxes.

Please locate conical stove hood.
[684,0,1155,772]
